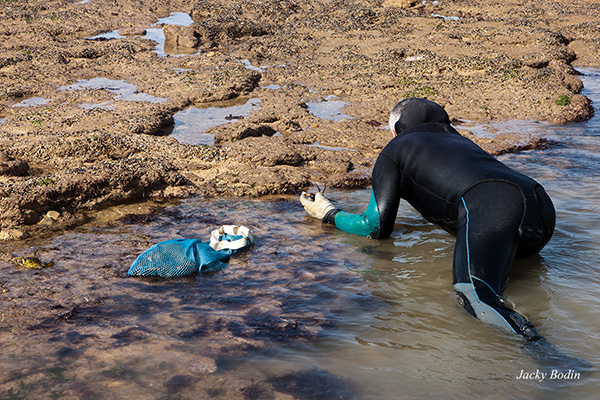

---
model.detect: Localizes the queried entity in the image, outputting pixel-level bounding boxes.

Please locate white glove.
[300,192,337,220]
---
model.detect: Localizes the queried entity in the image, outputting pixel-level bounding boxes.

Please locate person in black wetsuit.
[300,97,556,340]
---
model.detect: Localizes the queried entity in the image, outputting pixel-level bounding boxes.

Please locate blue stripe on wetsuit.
[454,197,518,334]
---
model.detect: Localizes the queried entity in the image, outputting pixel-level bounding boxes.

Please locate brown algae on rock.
[0,0,599,236]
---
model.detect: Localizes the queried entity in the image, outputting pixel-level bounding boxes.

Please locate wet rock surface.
[1,0,599,237]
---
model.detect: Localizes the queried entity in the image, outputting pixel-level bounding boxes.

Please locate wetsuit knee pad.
[454,280,539,339]
[454,282,517,334]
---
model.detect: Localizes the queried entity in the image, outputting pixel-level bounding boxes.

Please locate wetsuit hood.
[389,98,451,135]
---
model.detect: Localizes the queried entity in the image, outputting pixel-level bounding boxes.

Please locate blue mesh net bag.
[128,226,253,278]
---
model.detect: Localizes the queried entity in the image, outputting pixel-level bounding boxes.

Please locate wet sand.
[1,0,599,239]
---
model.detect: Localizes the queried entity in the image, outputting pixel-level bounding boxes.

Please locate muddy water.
[1,69,599,399]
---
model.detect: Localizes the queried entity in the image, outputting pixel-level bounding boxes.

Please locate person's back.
[375,120,541,237]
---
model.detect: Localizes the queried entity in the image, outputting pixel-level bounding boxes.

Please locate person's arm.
[299,151,402,239]
[332,190,381,238]
[299,189,381,238]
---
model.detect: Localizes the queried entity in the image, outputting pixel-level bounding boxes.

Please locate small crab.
[305,182,328,201]
[13,256,53,270]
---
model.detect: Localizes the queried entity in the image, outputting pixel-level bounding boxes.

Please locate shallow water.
[228,69,600,399]
[242,59,268,72]
[86,30,126,41]
[308,142,357,152]
[169,97,261,145]
[60,77,166,105]
[11,97,51,108]
[250,71,600,399]
[307,95,354,121]
[143,13,200,57]
[1,70,599,399]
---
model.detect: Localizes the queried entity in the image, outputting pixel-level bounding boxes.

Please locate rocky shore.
[1,0,599,239]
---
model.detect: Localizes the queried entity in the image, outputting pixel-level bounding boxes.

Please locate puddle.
[59,78,166,105]
[11,97,51,108]
[461,119,548,137]
[86,30,126,40]
[0,118,7,125]
[142,12,200,57]
[405,55,425,62]
[457,119,547,147]
[432,14,461,21]
[169,97,261,145]
[78,101,117,111]
[262,84,283,90]
[307,142,357,152]
[242,59,268,72]
[306,95,353,121]
[157,13,194,27]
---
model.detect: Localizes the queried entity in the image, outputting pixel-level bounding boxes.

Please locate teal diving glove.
[300,192,339,221]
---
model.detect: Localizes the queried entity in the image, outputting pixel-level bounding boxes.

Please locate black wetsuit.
[328,121,555,339]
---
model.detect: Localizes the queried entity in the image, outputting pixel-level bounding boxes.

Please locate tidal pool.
[86,30,126,41]
[307,142,357,152]
[11,97,51,108]
[307,95,354,121]
[242,59,268,72]
[143,12,200,57]
[169,97,261,145]
[1,70,599,399]
[60,77,166,106]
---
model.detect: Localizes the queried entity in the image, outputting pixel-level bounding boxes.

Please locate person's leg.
[454,182,592,371]
[453,182,540,339]
[516,184,556,259]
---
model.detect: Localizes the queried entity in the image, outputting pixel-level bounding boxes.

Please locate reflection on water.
[307,95,354,121]
[432,13,461,21]
[157,12,194,27]
[1,70,599,399]
[86,30,126,40]
[169,97,261,145]
[242,59,268,72]
[60,77,166,105]
[308,142,357,152]
[11,97,51,107]
[143,12,200,57]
